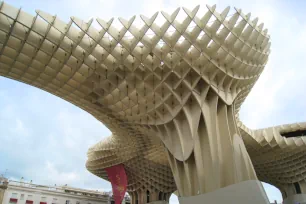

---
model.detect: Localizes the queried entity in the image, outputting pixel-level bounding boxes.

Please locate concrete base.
[178,180,269,204]
[283,194,306,204]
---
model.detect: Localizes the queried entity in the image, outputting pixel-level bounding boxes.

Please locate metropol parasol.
[0,2,305,204]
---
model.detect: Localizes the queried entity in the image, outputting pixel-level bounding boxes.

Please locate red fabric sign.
[105,164,127,204]
[26,200,33,204]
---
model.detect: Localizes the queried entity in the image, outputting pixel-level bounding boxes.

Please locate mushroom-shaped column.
[142,5,271,203]
[86,135,176,204]
[0,2,271,203]
[82,4,271,203]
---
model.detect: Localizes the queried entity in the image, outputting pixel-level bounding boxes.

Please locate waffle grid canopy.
[1,1,291,200]
[239,122,306,199]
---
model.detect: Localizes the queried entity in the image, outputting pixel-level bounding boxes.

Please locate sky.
[0,0,306,203]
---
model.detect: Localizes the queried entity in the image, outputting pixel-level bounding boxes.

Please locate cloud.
[13,118,30,137]
[1,0,306,204]
[0,78,111,190]
[240,1,306,129]
[44,161,80,185]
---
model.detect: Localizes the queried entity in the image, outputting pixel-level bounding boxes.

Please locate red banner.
[105,164,128,204]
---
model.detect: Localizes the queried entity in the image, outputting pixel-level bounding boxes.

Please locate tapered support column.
[129,190,171,204]
[155,92,269,203]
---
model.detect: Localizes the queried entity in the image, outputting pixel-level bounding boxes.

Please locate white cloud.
[44,161,80,185]
[0,77,111,190]
[14,118,30,137]
[240,3,306,129]
[240,65,296,128]
[142,0,165,16]
[2,0,306,203]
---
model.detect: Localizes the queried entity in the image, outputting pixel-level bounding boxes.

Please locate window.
[294,182,302,194]
[52,198,57,204]
[26,196,33,204]
[76,201,80,204]
[40,197,47,204]
[20,194,25,200]
[9,194,18,204]
[146,190,150,203]
[158,192,162,200]
[65,200,70,204]
[9,199,18,204]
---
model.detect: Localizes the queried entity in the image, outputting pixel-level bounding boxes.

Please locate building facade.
[0,179,129,204]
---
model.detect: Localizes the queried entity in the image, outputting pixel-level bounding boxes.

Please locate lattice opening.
[281,130,306,138]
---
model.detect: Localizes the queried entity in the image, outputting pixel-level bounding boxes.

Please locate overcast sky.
[1,0,306,203]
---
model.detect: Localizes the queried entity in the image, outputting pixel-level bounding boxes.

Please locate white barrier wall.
[178,180,270,204]
[283,194,306,204]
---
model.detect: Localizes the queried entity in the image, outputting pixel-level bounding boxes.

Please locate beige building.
[0,178,130,204]
[0,1,305,204]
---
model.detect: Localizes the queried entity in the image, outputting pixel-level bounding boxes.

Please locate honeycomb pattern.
[86,134,175,194]
[0,1,272,200]
[239,122,306,199]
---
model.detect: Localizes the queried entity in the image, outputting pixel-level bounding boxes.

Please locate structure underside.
[4,1,306,203]
[239,122,306,201]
